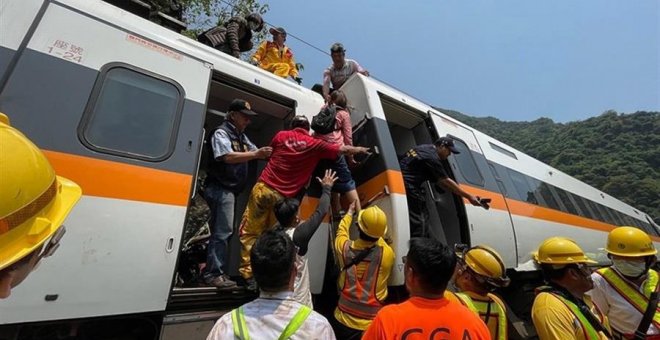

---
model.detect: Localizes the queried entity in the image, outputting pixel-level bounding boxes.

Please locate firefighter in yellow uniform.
[589,226,660,339]
[453,245,511,340]
[0,113,82,298]
[333,203,394,340]
[531,237,611,340]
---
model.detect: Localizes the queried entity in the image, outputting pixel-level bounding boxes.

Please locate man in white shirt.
[206,229,336,340]
[589,226,660,339]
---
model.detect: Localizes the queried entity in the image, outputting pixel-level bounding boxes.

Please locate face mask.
[612,259,647,277]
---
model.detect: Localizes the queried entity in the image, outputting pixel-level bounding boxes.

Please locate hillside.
[439,109,660,224]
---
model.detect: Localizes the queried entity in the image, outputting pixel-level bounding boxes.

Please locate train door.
[428,112,518,267]
[166,71,297,316]
[0,0,210,332]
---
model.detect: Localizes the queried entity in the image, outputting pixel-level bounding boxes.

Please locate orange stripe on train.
[43,150,192,206]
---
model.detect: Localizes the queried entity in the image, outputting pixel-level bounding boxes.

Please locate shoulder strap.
[342,245,375,271]
[455,292,478,314]
[635,273,660,340]
[232,306,250,340]
[278,305,312,340]
[547,285,612,339]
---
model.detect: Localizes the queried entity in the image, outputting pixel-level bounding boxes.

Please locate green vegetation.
[441,109,660,225]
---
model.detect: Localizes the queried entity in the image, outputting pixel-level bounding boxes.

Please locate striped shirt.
[323,59,365,89]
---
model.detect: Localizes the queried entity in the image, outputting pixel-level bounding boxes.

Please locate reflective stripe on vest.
[337,240,384,319]
[595,268,660,331]
[550,292,603,340]
[232,305,311,340]
[456,292,508,340]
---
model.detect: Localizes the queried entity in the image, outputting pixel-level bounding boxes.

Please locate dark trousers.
[331,317,363,340]
[407,194,429,238]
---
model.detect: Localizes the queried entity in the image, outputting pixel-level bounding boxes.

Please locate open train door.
[428,111,518,268]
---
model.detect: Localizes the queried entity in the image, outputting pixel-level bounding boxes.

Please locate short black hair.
[250,229,296,291]
[290,115,310,130]
[275,198,300,228]
[330,90,347,108]
[407,238,456,294]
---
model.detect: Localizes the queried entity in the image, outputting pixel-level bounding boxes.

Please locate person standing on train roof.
[398,137,483,238]
[250,26,302,84]
[531,237,611,340]
[332,202,394,339]
[0,113,82,299]
[237,115,370,291]
[322,43,369,102]
[202,99,272,288]
[589,226,660,339]
[453,245,512,340]
[362,237,491,340]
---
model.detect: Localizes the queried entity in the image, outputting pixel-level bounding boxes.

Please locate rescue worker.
[362,238,491,340]
[531,237,611,340]
[206,230,336,339]
[0,113,82,298]
[202,99,272,288]
[322,43,369,102]
[198,13,264,58]
[250,26,301,83]
[274,169,337,307]
[454,245,512,340]
[590,226,660,339]
[332,202,394,339]
[399,137,483,238]
[238,115,370,291]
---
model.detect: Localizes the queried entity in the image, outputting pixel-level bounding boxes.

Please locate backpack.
[311,104,338,134]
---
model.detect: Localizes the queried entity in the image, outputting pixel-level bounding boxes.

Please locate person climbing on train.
[250,26,301,83]
[198,13,264,58]
[322,43,369,102]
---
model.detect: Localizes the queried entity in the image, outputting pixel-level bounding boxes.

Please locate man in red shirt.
[238,115,370,290]
[363,238,491,340]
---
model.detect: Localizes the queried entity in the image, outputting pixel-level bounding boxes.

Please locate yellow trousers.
[260,63,293,78]
[238,181,284,279]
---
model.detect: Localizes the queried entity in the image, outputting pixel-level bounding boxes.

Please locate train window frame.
[507,168,538,205]
[487,162,508,196]
[78,62,185,162]
[448,137,485,187]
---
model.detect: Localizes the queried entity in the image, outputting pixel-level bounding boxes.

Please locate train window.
[572,194,595,220]
[554,188,579,215]
[615,211,629,226]
[594,203,614,225]
[585,200,604,222]
[508,169,538,205]
[488,163,508,196]
[451,139,485,187]
[79,64,184,161]
[525,177,548,207]
[538,182,561,211]
[489,142,518,159]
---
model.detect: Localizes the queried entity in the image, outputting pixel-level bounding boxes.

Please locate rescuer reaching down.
[399,137,488,238]
[0,113,82,299]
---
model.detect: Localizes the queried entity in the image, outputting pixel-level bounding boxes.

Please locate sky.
[262,0,659,122]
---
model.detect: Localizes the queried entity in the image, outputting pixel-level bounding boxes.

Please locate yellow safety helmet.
[535,237,596,265]
[463,245,510,287]
[357,206,387,239]
[605,226,657,257]
[0,113,82,271]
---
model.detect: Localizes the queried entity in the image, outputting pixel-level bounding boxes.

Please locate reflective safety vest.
[595,268,660,332]
[456,292,508,340]
[231,305,312,340]
[542,289,606,340]
[337,241,384,319]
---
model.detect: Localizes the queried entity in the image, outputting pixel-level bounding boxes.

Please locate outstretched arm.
[438,177,480,206]
[293,170,337,256]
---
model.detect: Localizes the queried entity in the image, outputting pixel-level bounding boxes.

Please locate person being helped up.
[206,230,336,340]
[399,137,483,238]
[273,169,337,307]
[238,115,370,291]
[332,202,394,339]
[198,13,264,58]
[250,27,301,84]
[454,245,512,340]
[312,90,360,216]
[589,226,660,339]
[362,238,491,340]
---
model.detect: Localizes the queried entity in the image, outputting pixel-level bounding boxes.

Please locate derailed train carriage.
[0,0,657,338]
